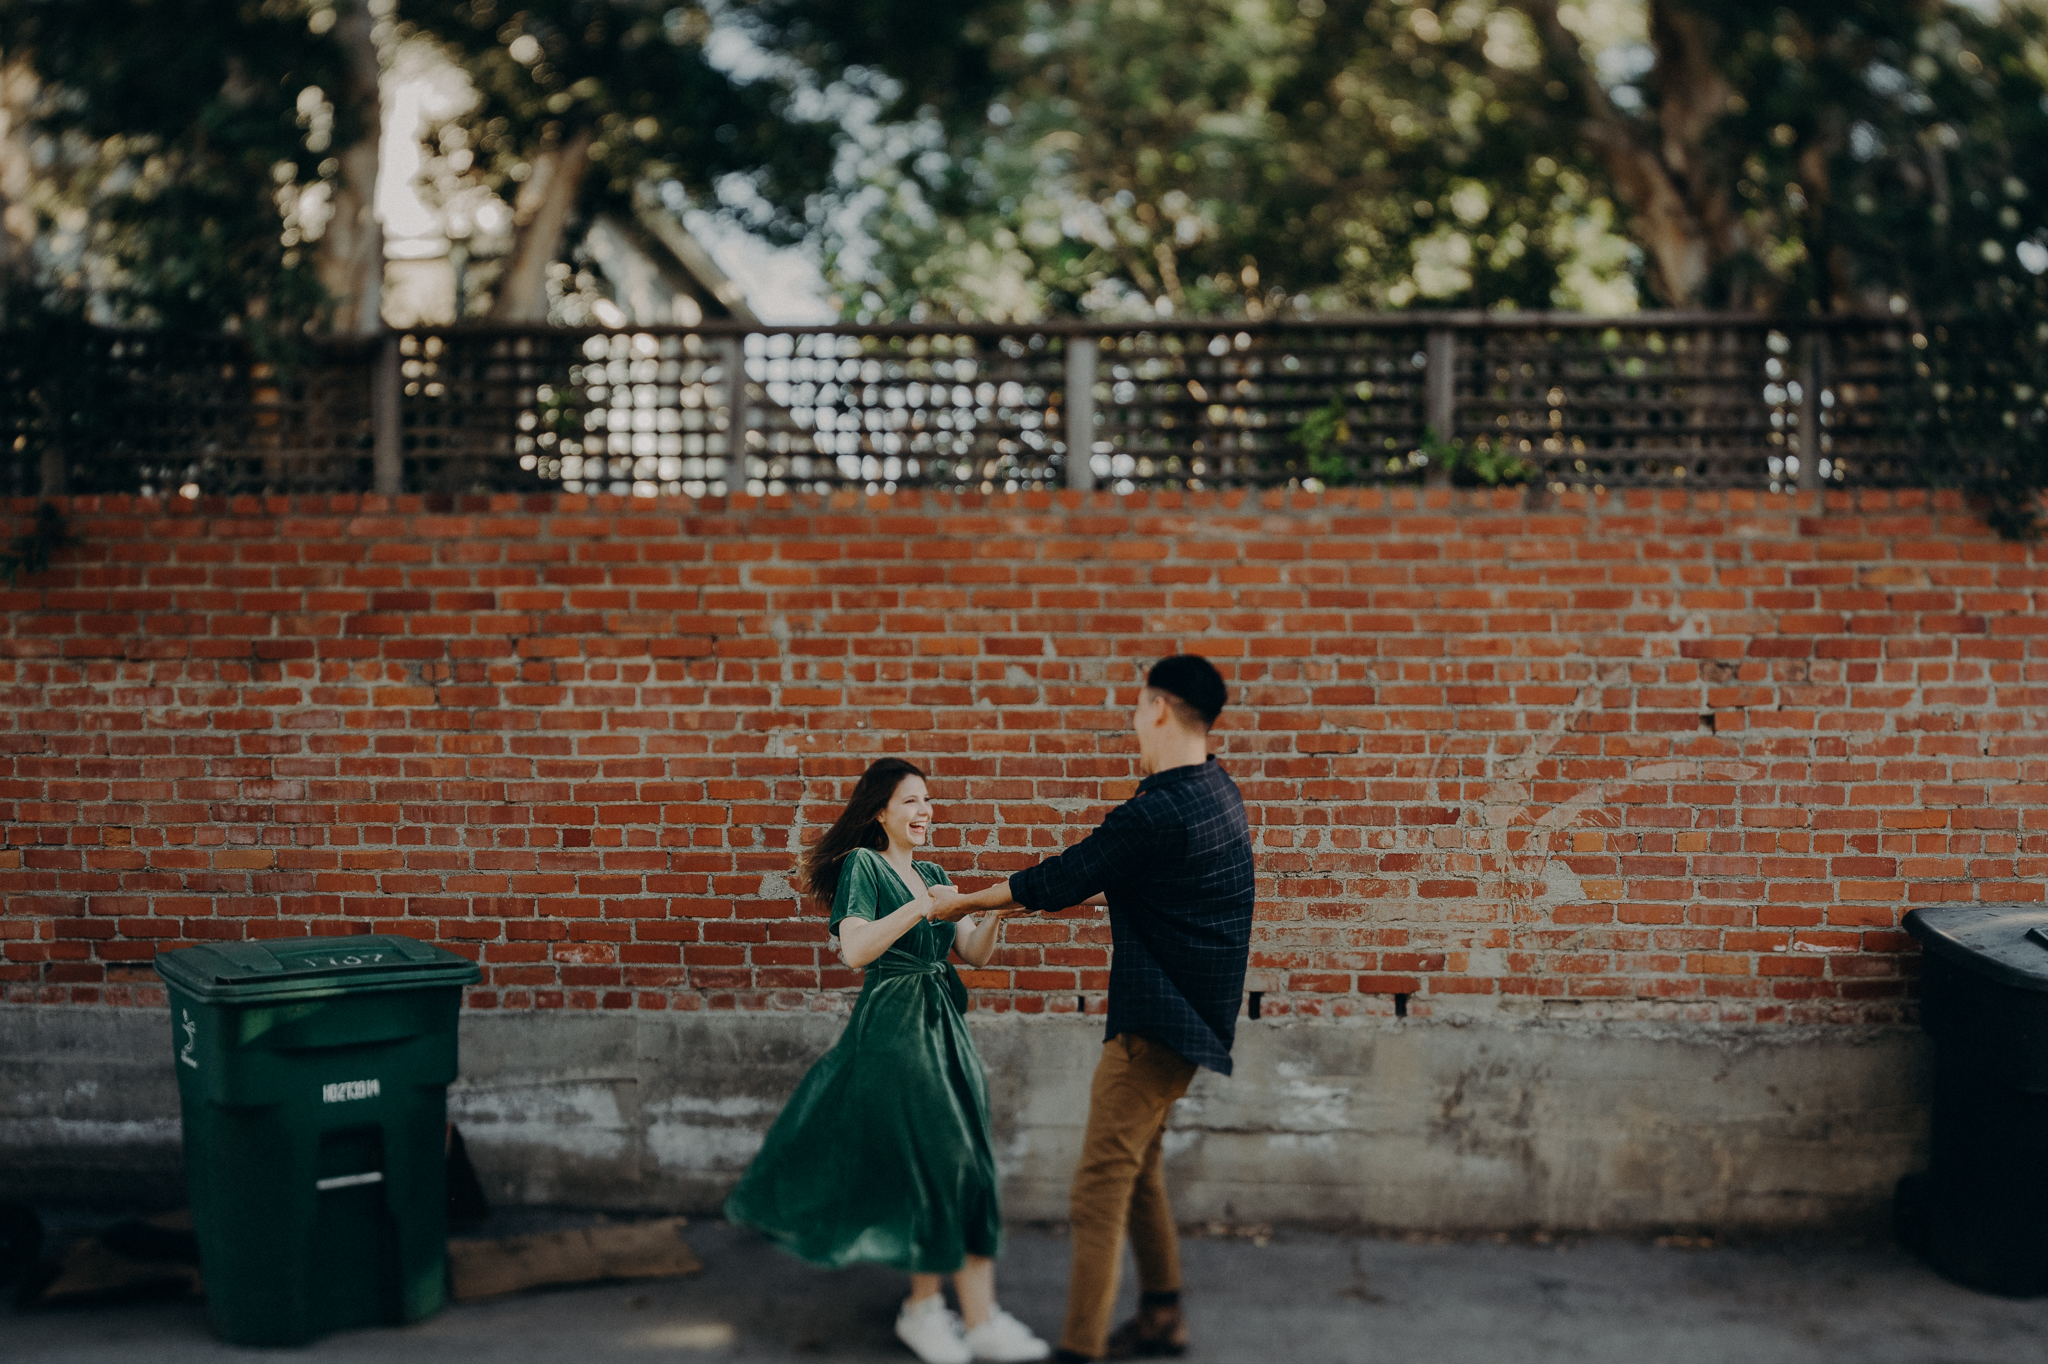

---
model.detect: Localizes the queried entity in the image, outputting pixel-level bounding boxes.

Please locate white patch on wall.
[993,1131,1035,1179]
[644,1092,779,1172]
[651,1094,779,1119]
[1272,1080,1354,1132]
[0,1116,181,1149]
[1261,1132,1341,1154]
[646,1123,768,1172]
[1464,948,1510,976]
[447,1081,633,1161]
[1535,857,1585,913]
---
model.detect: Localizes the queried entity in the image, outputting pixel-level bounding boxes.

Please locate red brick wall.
[3,488,2038,1023]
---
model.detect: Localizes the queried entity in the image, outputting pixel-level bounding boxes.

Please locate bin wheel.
[1894,1171,1932,1259]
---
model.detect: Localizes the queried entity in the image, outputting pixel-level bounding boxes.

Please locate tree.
[0,56,36,300]
[1,0,1017,328]
[828,0,1638,320]
[833,0,2048,320]
[398,0,1018,318]
[0,0,373,334]
[315,1,388,335]
[1524,0,2048,313]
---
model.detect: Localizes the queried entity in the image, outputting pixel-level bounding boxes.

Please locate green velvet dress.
[724,848,1003,1273]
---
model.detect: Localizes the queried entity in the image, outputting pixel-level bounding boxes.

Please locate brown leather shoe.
[1104,1305,1189,1359]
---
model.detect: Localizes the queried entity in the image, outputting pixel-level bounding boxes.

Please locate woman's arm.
[838,890,933,969]
[930,884,1107,920]
[832,857,933,969]
[950,908,1024,968]
[926,879,1020,921]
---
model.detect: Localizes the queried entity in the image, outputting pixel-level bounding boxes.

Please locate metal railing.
[3,312,1916,499]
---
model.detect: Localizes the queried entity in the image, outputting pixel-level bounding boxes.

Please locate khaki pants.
[1059,1034,1198,1358]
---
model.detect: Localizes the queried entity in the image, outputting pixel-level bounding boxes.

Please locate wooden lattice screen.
[2,314,1913,498]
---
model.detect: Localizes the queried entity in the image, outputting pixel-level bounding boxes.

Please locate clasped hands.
[921,884,1016,923]
[919,884,1103,922]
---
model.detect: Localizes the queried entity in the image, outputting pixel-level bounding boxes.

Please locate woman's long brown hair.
[796,757,927,904]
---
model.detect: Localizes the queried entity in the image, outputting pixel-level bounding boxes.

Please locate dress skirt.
[724,851,1002,1273]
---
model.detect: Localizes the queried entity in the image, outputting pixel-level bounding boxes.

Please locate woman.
[725,758,1049,1364]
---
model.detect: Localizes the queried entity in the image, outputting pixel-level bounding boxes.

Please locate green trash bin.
[155,935,480,1346]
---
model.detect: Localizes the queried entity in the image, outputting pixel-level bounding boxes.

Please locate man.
[929,654,1255,1363]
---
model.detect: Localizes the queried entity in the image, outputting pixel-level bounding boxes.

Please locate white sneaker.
[962,1305,1051,1362]
[896,1294,973,1364]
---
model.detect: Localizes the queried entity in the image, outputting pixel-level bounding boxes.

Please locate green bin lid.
[154,935,480,1002]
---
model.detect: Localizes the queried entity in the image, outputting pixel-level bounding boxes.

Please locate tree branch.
[490,127,595,321]
[1516,0,1726,305]
[313,1,385,335]
[0,59,39,301]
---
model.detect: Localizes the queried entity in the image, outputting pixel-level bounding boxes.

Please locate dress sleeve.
[828,852,880,929]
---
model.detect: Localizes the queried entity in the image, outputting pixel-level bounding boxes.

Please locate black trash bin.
[1900,903,2048,1296]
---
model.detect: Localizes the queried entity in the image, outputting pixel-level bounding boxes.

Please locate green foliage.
[0,0,360,335]
[401,0,818,249]
[0,502,75,587]
[397,0,1016,258]
[1287,399,1430,485]
[1286,411,1538,488]
[4,0,2048,526]
[1810,3,2048,537]
[829,0,2048,326]
[1428,428,1539,487]
[1292,398,1358,484]
[831,0,1633,321]
[1,294,121,495]
[1912,313,2048,539]
[4,0,1015,328]
[1709,0,2048,314]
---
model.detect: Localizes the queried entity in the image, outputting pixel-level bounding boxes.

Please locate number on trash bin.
[300,952,384,969]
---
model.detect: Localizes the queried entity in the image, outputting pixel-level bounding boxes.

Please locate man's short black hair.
[1145,654,1228,728]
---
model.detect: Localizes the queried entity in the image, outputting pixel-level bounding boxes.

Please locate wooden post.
[372,331,402,496]
[1424,325,1455,489]
[1065,336,1097,491]
[721,335,749,466]
[1796,331,1825,492]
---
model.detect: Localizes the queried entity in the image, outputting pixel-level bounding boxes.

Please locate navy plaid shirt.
[1008,757,1255,1074]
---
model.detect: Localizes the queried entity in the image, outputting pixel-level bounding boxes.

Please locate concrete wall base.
[0,1006,1930,1233]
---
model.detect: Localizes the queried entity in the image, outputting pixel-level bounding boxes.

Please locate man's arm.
[926,878,1021,922]
[930,882,1105,922]
[931,799,1152,922]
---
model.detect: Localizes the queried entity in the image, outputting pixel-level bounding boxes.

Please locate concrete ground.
[8,1212,2048,1364]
